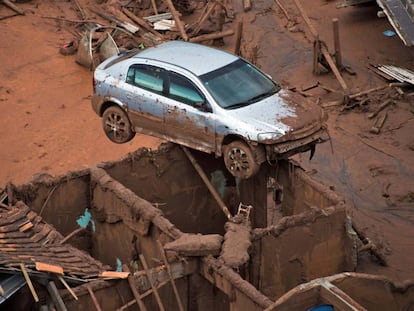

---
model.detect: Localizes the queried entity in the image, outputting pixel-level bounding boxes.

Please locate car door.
[119,64,167,136]
[163,71,216,152]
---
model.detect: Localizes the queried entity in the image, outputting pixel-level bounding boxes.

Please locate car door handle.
[126,95,132,99]
[167,108,172,113]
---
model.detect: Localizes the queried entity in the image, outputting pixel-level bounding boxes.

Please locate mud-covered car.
[92,41,328,179]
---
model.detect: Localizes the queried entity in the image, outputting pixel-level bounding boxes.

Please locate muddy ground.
[0,0,413,287]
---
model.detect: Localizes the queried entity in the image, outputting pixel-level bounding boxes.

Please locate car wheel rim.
[228,147,251,173]
[104,111,128,141]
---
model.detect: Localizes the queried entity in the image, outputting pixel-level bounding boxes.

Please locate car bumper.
[265,127,330,159]
[91,94,103,116]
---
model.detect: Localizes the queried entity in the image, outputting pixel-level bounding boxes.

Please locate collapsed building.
[1,143,413,310]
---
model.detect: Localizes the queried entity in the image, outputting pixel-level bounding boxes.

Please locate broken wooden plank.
[181,146,231,219]
[165,0,189,41]
[126,265,148,311]
[20,263,39,302]
[121,8,164,38]
[367,99,392,119]
[59,227,84,245]
[150,0,159,15]
[58,275,78,301]
[157,240,185,311]
[86,285,103,311]
[190,1,218,36]
[320,282,367,310]
[189,29,234,43]
[234,20,243,55]
[293,0,348,92]
[47,281,68,311]
[35,262,64,275]
[2,0,24,15]
[139,254,166,311]
[274,0,291,21]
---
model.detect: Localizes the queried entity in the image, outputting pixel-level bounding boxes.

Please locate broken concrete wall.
[238,161,344,228]
[101,144,233,234]
[277,161,343,216]
[251,205,355,300]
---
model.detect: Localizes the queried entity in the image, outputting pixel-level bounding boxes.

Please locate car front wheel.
[223,141,260,179]
[102,106,135,143]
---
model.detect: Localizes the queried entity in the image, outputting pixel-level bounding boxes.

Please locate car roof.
[133,41,239,76]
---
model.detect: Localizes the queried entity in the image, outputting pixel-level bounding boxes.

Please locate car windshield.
[200,59,280,109]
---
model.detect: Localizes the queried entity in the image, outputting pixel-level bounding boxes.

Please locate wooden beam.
[157,240,185,311]
[139,254,166,311]
[181,146,232,219]
[86,285,103,311]
[165,0,189,41]
[20,263,39,302]
[190,1,217,36]
[320,282,367,311]
[47,281,68,311]
[58,275,78,301]
[2,0,25,15]
[121,8,164,38]
[234,20,243,56]
[59,227,84,245]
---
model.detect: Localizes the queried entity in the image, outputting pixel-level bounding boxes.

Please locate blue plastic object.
[308,304,334,311]
[383,30,396,37]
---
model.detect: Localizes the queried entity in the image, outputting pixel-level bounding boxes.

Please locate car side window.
[167,72,206,108]
[126,65,165,94]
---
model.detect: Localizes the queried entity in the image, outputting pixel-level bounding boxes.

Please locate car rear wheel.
[102,106,135,143]
[223,141,260,179]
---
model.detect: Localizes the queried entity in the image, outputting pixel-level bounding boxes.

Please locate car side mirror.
[194,101,211,112]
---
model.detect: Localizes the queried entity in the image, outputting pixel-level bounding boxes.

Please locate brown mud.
[0,0,414,291]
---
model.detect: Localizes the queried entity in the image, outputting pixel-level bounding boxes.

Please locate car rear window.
[127,65,164,93]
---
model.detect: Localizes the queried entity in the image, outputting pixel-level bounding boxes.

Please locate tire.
[102,106,135,144]
[223,140,260,179]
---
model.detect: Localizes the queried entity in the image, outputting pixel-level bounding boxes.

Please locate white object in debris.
[154,19,176,31]
[377,65,414,85]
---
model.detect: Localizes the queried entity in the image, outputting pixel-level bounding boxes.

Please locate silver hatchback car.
[92,41,328,179]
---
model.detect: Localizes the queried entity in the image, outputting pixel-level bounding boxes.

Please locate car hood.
[227,89,324,138]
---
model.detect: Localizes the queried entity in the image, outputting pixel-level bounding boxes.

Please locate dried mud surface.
[0,0,413,285]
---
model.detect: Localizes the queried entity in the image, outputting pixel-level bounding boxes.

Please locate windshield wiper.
[246,87,279,103]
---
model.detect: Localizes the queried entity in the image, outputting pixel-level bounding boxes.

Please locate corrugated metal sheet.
[377,64,414,84]
[376,0,414,46]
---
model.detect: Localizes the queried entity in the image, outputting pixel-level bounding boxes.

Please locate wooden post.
[59,227,84,245]
[332,18,343,69]
[234,20,243,56]
[58,276,78,301]
[139,254,166,311]
[47,281,68,311]
[181,146,232,219]
[125,266,148,311]
[86,285,103,311]
[150,0,159,15]
[157,240,185,311]
[20,263,39,302]
[165,0,189,41]
[2,0,25,15]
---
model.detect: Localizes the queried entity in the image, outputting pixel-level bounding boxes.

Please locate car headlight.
[257,132,281,142]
